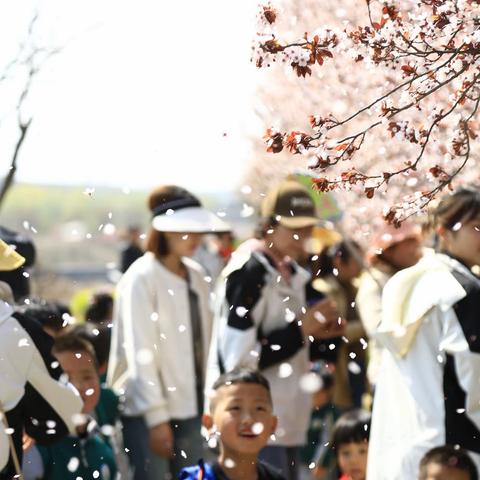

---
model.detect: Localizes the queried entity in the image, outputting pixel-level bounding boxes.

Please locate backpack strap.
[0,399,23,479]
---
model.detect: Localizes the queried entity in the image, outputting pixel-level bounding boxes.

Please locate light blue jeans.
[122,415,205,480]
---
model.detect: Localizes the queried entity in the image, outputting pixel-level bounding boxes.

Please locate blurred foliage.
[1,183,223,234]
[1,183,150,233]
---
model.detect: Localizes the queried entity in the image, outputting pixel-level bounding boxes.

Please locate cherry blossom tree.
[251,0,480,227]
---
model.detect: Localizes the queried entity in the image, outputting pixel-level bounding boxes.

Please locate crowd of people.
[1,178,480,480]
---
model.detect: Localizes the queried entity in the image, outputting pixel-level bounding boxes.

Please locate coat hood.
[377,254,469,357]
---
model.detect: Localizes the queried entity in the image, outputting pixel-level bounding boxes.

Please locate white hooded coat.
[367,254,480,479]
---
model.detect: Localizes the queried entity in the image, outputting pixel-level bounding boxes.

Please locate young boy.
[180,368,284,480]
[35,333,117,480]
[34,319,119,428]
[68,323,111,376]
[331,410,370,480]
[419,446,478,480]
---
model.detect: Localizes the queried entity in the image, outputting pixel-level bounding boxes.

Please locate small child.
[419,446,478,480]
[300,364,341,479]
[66,323,111,382]
[180,368,284,480]
[35,333,117,480]
[331,410,370,480]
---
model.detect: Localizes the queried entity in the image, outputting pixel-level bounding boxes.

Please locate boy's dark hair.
[53,332,99,369]
[65,324,110,368]
[331,409,371,453]
[85,292,113,325]
[419,446,478,480]
[20,298,71,333]
[211,368,272,406]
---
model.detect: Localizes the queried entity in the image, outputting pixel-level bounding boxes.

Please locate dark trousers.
[259,445,300,480]
[122,415,204,480]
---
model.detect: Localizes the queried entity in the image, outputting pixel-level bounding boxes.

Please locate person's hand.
[301,298,344,339]
[22,433,35,452]
[149,422,174,458]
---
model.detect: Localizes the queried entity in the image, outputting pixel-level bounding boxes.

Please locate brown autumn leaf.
[401,65,416,75]
[263,6,277,24]
[318,49,333,58]
[313,177,330,191]
[264,129,284,154]
[295,65,312,77]
[262,39,283,54]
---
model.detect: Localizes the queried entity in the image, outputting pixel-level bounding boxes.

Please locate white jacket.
[108,253,213,428]
[355,266,393,386]
[0,302,82,473]
[205,250,313,447]
[367,254,480,479]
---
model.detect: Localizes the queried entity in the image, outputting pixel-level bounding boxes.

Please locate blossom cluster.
[252,0,480,224]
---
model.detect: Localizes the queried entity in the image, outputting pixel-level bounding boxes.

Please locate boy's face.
[55,350,100,414]
[337,441,368,480]
[204,383,277,458]
[423,463,470,480]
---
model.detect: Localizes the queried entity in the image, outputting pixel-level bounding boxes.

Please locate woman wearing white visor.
[108,185,230,480]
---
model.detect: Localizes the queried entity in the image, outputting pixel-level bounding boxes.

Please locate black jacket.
[0,305,82,479]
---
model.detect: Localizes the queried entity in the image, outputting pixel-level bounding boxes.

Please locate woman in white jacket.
[108,185,229,480]
[368,187,480,479]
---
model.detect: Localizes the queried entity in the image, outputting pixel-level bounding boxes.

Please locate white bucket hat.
[151,196,230,233]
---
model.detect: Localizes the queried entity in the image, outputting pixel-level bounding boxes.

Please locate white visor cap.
[152,206,231,233]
